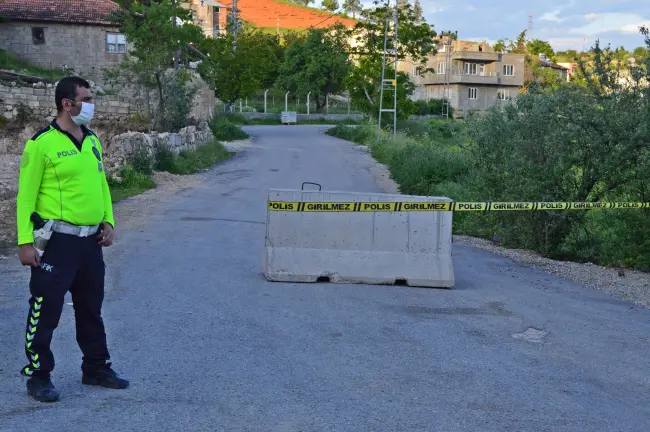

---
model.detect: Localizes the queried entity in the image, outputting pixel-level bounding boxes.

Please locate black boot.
[82,362,129,389]
[27,375,60,403]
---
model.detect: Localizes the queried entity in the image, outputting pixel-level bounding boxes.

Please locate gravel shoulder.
[355,139,650,310]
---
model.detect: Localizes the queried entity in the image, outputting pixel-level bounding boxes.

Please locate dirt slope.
[221,0,356,29]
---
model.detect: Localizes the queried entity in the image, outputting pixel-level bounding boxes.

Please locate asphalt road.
[1,125,649,432]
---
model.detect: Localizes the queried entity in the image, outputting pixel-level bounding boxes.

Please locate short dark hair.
[55,76,90,112]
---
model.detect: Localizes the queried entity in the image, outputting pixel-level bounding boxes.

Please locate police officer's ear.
[62,98,81,115]
[61,98,74,113]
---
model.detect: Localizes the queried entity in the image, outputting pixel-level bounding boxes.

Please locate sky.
[318,0,649,52]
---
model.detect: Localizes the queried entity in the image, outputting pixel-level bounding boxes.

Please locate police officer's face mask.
[70,102,95,126]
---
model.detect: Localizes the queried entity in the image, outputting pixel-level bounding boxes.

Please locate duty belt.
[51,220,100,237]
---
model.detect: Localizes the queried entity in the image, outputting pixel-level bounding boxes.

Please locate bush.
[209,116,250,141]
[155,73,199,133]
[129,148,154,176]
[395,119,435,138]
[154,140,233,175]
[414,99,454,119]
[221,114,253,126]
[331,84,650,271]
[153,143,177,173]
[326,123,375,144]
[367,131,470,196]
[107,165,156,203]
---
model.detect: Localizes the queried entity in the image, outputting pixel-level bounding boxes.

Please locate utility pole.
[528,13,533,41]
[232,0,239,52]
[441,35,452,119]
[377,0,399,138]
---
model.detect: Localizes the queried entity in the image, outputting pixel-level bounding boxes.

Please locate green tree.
[277,25,350,112]
[555,49,579,62]
[529,61,565,92]
[527,39,555,59]
[509,30,528,54]
[413,0,423,22]
[342,0,362,18]
[197,30,281,109]
[104,0,205,131]
[346,3,437,121]
[493,39,507,53]
[440,30,458,40]
[633,46,648,62]
[461,27,650,267]
[322,0,339,12]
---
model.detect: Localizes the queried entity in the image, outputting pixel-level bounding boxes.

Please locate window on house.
[32,27,45,45]
[213,7,220,35]
[437,63,446,74]
[464,62,478,75]
[503,64,515,76]
[497,89,510,100]
[106,33,126,53]
[468,87,478,100]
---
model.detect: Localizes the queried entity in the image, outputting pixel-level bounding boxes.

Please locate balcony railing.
[421,71,523,86]
[452,51,500,62]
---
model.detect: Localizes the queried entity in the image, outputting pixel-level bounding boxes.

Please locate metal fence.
[216,90,362,115]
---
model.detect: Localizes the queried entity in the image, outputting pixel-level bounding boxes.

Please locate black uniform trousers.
[22,231,110,378]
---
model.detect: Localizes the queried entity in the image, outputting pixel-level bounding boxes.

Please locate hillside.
[221,0,356,30]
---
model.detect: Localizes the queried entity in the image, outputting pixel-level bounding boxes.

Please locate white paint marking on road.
[511,327,548,343]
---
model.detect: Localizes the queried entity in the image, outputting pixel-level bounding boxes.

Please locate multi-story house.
[181,0,228,39]
[404,38,526,114]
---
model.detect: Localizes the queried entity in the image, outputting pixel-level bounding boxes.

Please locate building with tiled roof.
[0,0,121,26]
[0,0,126,84]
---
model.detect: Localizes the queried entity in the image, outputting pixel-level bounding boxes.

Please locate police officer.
[16,76,128,402]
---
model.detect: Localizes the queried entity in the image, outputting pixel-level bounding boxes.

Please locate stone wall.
[0,122,214,248]
[105,122,214,172]
[0,22,126,85]
[1,76,216,125]
[0,81,135,123]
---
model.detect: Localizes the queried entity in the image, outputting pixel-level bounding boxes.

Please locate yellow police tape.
[268,201,650,212]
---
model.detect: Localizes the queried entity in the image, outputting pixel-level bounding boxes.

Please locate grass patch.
[0,49,66,81]
[209,116,250,141]
[107,165,156,203]
[108,140,233,201]
[154,139,233,175]
[326,123,374,143]
[327,120,474,233]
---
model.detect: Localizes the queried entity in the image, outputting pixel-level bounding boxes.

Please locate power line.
[296,11,339,34]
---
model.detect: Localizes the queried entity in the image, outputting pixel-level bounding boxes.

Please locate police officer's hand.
[19,244,41,267]
[97,222,114,247]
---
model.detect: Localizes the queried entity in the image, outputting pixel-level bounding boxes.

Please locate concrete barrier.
[263,189,455,288]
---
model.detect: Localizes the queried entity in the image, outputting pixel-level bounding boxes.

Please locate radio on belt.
[31,212,54,257]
